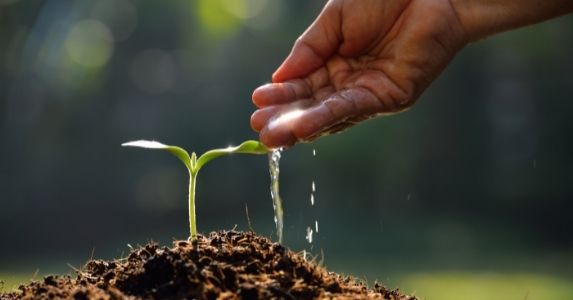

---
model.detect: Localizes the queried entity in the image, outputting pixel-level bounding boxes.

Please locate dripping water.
[306,226,313,243]
[310,180,316,205]
[268,149,284,244]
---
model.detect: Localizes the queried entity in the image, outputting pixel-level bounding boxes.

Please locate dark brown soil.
[1,230,416,299]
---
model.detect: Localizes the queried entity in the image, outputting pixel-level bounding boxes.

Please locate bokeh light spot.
[196,0,242,38]
[65,19,114,68]
[221,0,269,20]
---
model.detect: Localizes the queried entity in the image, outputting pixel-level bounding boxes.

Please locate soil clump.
[2,230,416,299]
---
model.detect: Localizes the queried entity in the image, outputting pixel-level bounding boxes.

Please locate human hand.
[251,0,468,148]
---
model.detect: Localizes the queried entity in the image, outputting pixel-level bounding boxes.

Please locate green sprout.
[122,140,268,240]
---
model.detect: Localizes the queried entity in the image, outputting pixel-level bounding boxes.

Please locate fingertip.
[252,81,313,107]
[252,83,272,107]
[271,66,288,83]
[272,44,325,83]
[272,51,297,83]
[250,106,279,132]
[250,111,262,132]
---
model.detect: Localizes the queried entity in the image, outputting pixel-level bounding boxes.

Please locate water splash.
[268,149,284,243]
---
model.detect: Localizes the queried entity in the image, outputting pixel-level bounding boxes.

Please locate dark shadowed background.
[1,1,572,299]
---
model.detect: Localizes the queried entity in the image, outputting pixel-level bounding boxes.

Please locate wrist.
[451,0,573,42]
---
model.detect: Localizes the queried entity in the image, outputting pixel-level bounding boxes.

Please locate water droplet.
[312,148,317,156]
[407,193,411,201]
[305,226,313,244]
[310,193,315,206]
[311,181,316,192]
[315,220,319,233]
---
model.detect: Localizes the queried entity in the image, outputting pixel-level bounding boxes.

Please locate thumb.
[272,2,341,83]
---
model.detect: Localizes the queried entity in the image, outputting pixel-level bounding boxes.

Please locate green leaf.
[195,140,268,171]
[122,140,193,172]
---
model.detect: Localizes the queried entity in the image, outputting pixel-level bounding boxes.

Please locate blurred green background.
[1,0,572,299]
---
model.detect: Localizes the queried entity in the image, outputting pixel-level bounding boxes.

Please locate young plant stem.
[189,171,198,240]
[122,140,268,242]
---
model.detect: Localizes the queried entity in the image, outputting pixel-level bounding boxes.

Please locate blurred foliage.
[1,0,573,298]
[399,272,573,300]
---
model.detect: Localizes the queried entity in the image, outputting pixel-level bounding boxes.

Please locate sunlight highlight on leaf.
[196,140,268,171]
[122,140,192,171]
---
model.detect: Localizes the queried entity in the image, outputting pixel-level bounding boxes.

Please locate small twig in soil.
[298,250,320,263]
[362,275,370,286]
[245,203,254,232]
[67,263,81,273]
[89,247,96,261]
[31,269,39,281]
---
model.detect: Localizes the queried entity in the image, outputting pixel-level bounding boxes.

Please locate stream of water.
[268,149,284,243]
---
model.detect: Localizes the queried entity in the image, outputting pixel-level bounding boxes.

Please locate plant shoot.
[122,140,268,240]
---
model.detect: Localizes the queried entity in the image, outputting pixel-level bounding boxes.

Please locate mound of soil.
[2,230,415,299]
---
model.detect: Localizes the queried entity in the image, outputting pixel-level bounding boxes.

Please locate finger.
[259,124,298,149]
[258,88,383,148]
[250,106,281,132]
[272,2,341,83]
[252,98,315,133]
[252,79,312,108]
[339,88,385,116]
[290,104,340,141]
[313,85,336,102]
[258,99,316,148]
[292,88,383,140]
[258,101,338,148]
[337,0,405,56]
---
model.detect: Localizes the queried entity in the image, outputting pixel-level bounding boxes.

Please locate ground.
[1,230,415,300]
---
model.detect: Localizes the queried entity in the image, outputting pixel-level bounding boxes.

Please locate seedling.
[122,140,268,240]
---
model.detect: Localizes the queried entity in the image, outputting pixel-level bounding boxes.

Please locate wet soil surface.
[2,230,416,299]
